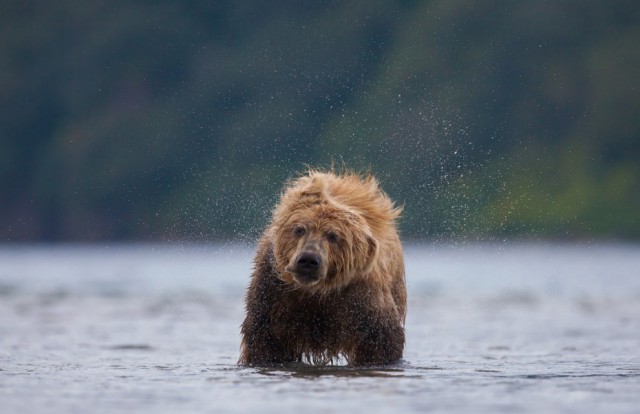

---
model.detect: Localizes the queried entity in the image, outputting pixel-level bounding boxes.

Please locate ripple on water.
[1,244,639,414]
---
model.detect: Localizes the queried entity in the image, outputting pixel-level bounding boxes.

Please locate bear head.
[269,173,379,292]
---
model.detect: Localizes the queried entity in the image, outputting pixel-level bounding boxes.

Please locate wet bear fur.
[239,169,406,366]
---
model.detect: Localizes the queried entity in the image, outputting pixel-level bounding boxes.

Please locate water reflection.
[253,363,418,379]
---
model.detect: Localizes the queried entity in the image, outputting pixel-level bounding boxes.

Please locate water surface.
[1,243,639,413]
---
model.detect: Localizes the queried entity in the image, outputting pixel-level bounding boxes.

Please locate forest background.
[1,0,638,242]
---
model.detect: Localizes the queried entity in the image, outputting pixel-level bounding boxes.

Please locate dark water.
[1,243,639,413]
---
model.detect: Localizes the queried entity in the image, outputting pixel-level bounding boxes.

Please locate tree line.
[1,0,638,241]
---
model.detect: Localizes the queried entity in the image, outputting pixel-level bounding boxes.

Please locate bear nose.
[296,252,321,271]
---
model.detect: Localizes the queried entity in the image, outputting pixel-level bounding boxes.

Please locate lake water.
[1,243,639,413]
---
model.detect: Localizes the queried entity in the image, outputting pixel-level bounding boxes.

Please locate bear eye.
[294,226,306,237]
[326,232,339,244]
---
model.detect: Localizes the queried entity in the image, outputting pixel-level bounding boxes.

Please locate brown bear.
[239,169,406,366]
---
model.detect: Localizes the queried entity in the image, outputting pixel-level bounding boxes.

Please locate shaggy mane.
[277,168,402,238]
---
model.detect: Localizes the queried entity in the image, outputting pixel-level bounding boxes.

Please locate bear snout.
[290,251,323,284]
[297,251,321,270]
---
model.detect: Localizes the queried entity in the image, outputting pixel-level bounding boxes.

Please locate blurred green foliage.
[1,0,638,241]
